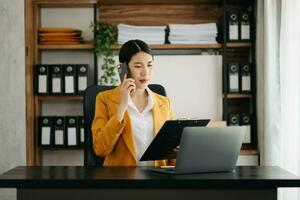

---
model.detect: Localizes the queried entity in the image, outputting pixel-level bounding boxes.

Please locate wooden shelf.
[38,41,93,50]
[227,42,251,48]
[35,0,97,7]
[40,146,83,150]
[37,96,83,101]
[224,93,252,99]
[37,42,250,51]
[240,149,259,156]
[111,43,251,50]
[100,0,221,5]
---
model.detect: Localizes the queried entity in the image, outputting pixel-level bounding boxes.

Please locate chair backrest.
[83,84,166,166]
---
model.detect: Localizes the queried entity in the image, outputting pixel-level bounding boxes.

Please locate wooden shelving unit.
[26,0,258,166]
[25,0,98,165]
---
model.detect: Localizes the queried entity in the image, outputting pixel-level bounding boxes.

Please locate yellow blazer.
[92,86,175,166]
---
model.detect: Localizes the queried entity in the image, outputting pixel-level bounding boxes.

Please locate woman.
[92,39,175,166]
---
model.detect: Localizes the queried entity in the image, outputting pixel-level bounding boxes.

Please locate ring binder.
[240,63,251,93]
[240,113,251,143]
[228,63,239,93]
[50,65,63,95]
[64,65,76,95]
[53,117,65,146]
[36,64,49,95]
[76,64,88,95]
[38,116,53,146]
[65,116,78,146]
[78,116,85,145]
[227,12,239,42]
[240,11,251,41]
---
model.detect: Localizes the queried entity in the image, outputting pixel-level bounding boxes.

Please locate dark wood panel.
[99,4,222,25]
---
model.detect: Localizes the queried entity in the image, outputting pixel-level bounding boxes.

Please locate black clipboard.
[140,119,210,161]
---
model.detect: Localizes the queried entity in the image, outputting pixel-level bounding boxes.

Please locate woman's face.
[128,51,154,90]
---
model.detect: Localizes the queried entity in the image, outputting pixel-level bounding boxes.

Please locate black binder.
[53,116,65,146]
[76,64,88,95]
[78,116,85,145]
[240,11,251,41]
[227,12,239,42]
[38,116,53,146]
[50,65,63,95]
[35,64,50,95]
[65,116,78,146]
[240,63,251,93]
[240,113,251,143]
[228,63,239,93]
[63,65,76,95]
[227,113,240,126]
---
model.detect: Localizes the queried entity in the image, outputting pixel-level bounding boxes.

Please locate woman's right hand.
[116,74,136,122]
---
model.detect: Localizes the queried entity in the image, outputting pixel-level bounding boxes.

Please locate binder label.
[38,75,47,93]
[242,76,251,91]
[65,76,74,93]
[241,24,250,40]
[229,25,238,40]
[41,127,51,145]
[67,127,77,146]
[229,74,239,92]
[243,125,251,143]
[78,77,87,92]
[55,130,64,145]
[52,77,61,93]
[80,128,84,142]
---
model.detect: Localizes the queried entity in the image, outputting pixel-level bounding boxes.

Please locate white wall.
[0,0,26,199]
[152,55,223,120]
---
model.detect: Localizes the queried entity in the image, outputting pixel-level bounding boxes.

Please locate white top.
[127,87,154,166]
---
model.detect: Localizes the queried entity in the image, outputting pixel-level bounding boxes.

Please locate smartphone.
[118,62,130,82]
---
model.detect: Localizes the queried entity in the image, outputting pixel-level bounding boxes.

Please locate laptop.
[152,126,246,174]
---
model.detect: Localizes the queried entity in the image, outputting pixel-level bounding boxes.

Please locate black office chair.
[83,84,166,166]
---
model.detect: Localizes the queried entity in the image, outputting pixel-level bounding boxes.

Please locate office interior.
[0,0,300,200]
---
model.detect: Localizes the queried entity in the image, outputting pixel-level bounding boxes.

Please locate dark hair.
[119,39,153,64]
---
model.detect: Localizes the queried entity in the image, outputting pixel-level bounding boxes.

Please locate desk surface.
[0,166,299,189]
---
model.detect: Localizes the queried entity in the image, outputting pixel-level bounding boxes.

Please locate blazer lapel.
[111,86,137,161]
[152,93,166,136]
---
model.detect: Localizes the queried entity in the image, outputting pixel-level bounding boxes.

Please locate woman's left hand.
[173,145,180,153]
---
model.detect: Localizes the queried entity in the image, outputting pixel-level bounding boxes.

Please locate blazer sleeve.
[91,93,125,157]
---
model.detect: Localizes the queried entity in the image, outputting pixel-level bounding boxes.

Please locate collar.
[111,85,164,108]
[128,87,154,113]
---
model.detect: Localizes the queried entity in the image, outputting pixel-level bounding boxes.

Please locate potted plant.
[92,22,118,85]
